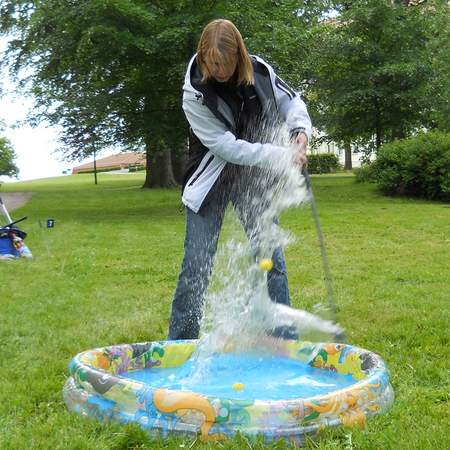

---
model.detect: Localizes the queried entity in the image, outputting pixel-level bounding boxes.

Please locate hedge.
[370,131,450,200]
[307,153,340,174]
[76,165,145,175]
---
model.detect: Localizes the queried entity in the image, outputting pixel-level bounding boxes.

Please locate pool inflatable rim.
[64,339,394,442]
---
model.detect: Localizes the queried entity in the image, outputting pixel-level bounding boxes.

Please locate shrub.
[308,153,340,174]
[76,165,145,175]
[354,164,377,183]
[372,131,450,200]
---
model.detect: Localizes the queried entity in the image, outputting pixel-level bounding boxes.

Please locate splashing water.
[185,119,344,382]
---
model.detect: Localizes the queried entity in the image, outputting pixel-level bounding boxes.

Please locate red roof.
[72,152,146,174]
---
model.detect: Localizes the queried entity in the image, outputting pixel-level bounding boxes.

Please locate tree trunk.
[171,139,188,185]
[375,128,382,151]
[375,99,383,151]
[160,145,177,187]
[143,139,177,188]
[344,142,352,170]
[143,140,152,187]
[392,128,406,140]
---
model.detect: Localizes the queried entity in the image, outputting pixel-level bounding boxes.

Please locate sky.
[0,37,117,183]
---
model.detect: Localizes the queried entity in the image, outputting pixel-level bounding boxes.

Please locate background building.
[72,152,145,174]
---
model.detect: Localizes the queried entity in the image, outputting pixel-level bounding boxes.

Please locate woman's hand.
[292,132,308,167]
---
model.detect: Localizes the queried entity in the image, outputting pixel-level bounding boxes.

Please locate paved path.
[0,192,33,213]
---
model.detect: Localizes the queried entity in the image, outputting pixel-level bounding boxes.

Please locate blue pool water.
[125,353,358,400]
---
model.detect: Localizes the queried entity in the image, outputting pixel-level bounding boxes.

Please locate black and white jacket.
[182,54,312,213]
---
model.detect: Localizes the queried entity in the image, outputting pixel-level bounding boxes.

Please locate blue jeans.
[168,175,291,340]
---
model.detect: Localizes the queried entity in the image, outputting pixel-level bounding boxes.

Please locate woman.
[168,19,312,340]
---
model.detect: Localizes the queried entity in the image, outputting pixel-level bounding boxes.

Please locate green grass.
[0,172,449,449]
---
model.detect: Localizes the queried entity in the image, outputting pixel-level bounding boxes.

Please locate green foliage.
[423,0,450,132]
[372,131,450,200]
[306,0,450,154]
[0,136,19,177]
[222,0,330,87]
[307,153,340,174]
[2,0,448,187]
[0,0,223,185]
[354,164,377,183]
[0,0,330,187]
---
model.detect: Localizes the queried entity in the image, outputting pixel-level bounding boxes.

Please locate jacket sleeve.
[182,94,291,168]
[261,58,312,141]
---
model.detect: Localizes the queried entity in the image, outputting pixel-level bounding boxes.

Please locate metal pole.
[302,168,337,320]
[93,148,98,185]
[0,196,13,224]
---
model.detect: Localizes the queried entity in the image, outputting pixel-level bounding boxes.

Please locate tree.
[1,0,332,187]
[224,0,331,86]
[0,0,222,187]
[304,0,449,164]
[0,136,19,178]
[423,1,450,132]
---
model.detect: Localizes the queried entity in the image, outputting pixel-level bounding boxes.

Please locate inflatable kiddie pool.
[63,339,393,444]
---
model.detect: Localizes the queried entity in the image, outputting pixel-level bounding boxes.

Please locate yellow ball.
[259,258,273,272]
[232,382,244,391]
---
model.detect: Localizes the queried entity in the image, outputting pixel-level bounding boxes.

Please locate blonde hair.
[196,19,254,85]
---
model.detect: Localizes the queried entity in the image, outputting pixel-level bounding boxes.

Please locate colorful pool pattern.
[63,340,394,444]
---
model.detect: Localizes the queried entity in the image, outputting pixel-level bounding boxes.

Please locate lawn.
[0,172,449,449]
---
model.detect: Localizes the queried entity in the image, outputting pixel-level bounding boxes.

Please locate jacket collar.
[184,54,277,130]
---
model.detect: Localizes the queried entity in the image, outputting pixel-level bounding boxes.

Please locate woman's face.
[205,56,237,83]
